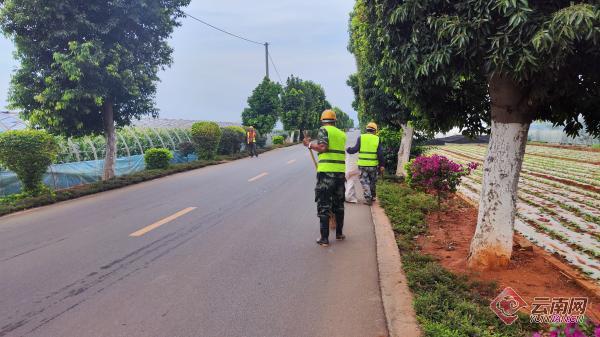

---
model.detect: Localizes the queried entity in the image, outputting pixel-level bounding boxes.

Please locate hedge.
[144,148,173,170]
[191,121,222,160]
[219,126,246,155]
[0,130,58,195]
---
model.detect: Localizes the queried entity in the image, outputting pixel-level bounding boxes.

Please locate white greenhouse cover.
[0,111,27,132]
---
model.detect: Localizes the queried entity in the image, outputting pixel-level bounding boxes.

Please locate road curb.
[371,201,422,337]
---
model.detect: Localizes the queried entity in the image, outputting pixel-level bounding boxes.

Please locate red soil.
[418,196,600,323]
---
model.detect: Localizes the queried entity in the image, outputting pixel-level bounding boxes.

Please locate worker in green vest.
[303,109,347,246]
[346,122,384,205]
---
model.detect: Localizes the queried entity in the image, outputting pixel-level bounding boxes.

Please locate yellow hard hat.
[320,109,337,122]
[367,122,378,132]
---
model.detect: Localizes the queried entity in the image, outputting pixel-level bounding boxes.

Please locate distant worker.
[247,126,258,158]
[346,122,384,205]
[303,109,347,246]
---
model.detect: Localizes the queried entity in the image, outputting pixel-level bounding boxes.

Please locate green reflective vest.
[317,126,347,173]
[357,133,380,167]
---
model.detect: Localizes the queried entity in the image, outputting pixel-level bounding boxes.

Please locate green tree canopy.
[347,0,412,131]
[364,0,600,136]
[280,75,331,135]
[241,77,282,136]
[332,107,354,130]
[0,0,190,179]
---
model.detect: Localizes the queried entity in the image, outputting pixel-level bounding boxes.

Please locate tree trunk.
[396,124,414,176]
[467,74,532,270]
[102,98,117,180]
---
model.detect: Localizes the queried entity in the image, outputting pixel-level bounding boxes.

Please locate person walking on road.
[303,109,347,247]
[346,122,384,205]
[247,126,258,158]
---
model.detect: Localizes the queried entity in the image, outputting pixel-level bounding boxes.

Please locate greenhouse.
[0,111,27,131]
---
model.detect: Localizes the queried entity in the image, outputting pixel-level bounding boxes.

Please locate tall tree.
[348,0,415,176]
[280,75,330,138]
[241,77,282,136]
[332,107,354,130]
[0,0,190,180]
[365,0,600,269]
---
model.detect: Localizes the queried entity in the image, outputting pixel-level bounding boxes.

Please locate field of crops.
[429,144,600,281]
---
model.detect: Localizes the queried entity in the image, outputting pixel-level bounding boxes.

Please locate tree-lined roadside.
[242,76,353,142]
[377,178,600,336]
[0,0,192,180]
[348,0,600,272]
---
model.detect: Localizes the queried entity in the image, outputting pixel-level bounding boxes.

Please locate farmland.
[429,144,600,281]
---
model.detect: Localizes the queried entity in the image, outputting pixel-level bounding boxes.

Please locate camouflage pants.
[315,172,345,218]
[359,166,378,201]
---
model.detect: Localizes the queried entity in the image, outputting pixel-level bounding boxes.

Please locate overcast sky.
[0,1,358,124]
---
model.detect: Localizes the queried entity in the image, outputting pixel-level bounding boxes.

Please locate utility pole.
[264,42,270,80]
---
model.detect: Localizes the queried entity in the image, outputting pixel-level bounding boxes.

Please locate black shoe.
[365,199,373,206]
[316,238,329,246]
[335,212,345,240]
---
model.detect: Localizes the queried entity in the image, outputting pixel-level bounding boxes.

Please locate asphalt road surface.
[0,131,388,337]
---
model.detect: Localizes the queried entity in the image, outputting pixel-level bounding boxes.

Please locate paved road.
[0,131,387,337]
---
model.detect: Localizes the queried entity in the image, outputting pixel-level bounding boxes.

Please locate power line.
[182,10,286,82]
[182,11,265,46]
[268,52,283,83]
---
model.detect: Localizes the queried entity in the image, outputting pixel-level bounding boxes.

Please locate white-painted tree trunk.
[467,121,530,269]
[396,124,414,176]
[102,99,116,180]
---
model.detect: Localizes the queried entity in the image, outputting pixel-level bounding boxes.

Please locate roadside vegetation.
[0,143,294,217]
[348,0,600,272]
[378,179,540,337]
[0,130,58,195]
[144,148,173,170]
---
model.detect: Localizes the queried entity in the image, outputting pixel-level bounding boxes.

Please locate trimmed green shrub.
[218,126,246,155]
[272,135,285,145]
[144,148,173,170]
[0,130,58,195]
[191,122,222,160]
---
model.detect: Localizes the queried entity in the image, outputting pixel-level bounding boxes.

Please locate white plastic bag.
[345,169,360,203]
